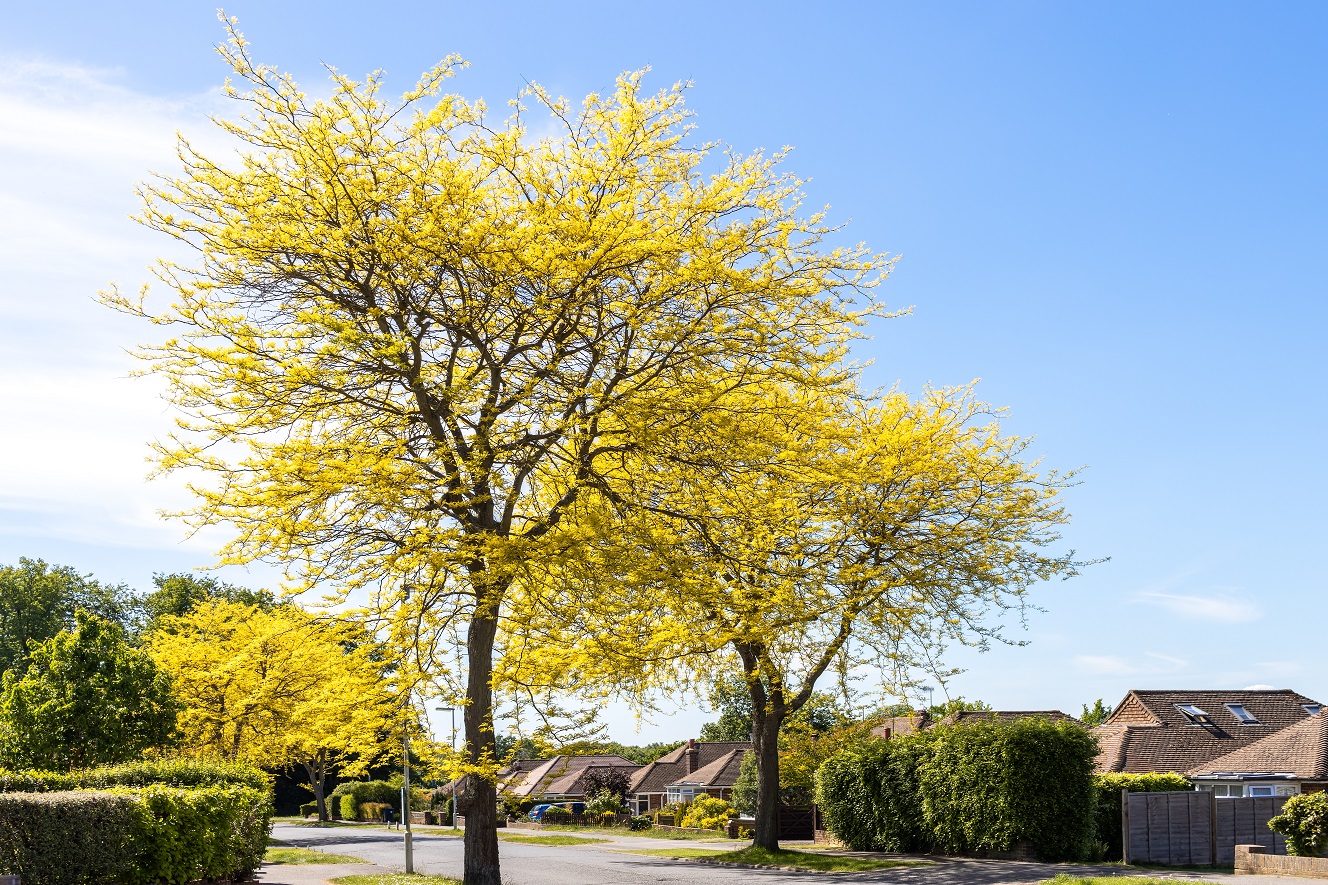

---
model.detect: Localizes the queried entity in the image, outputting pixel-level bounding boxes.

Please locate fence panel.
[1212,796,1286,865]
[1126,791,1289,867]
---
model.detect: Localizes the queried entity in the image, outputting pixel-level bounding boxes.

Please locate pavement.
[268,821,1300,885]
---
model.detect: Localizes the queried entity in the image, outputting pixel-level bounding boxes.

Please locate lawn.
[498,833,610,846]
[329,871,459,877]
[265,843,364,864]
[1046,871,1221,877]
[532,824,729,841]
[625,845,929,872]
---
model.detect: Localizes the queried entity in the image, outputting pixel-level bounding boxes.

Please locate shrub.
[815,735,926,852]
[816,718,1098,861]
[1269,793,1328,857]
[299,802,318,817]
[0,758,270,794]
[330,780,401,819]
[679,795,735,830]
[584,790,624,816]
[499,792,535,818]
[0,784,271,885]
[339,794,357,820]
[541,806,573,824]
[359,801,392,822]
[1092,772,1190,861]
[628,815,652,831]
[582,768,631,802]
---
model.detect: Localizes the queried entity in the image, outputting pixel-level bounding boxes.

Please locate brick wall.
[1236,845,1328,878]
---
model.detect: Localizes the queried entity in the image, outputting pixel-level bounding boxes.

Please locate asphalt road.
[269,822,1290,885]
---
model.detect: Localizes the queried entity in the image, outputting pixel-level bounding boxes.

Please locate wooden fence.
[1122,790,1287,866]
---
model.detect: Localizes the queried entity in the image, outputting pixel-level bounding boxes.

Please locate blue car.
[528,802,585,821]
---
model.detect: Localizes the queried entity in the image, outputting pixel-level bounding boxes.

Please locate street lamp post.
[436,706,457,829]
[403,721,414,873]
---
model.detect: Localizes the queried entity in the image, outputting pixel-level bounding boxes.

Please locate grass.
[498,832,610,846]
[1046,871,1221,877]
[627,845,928,871]
[329,871,459,877]
[264,844,364,864]
[533,824,729,841]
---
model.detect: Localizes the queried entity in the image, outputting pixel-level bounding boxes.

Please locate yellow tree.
[105,19,887,884]
[505,384,1081,850]
[149,599,397,820]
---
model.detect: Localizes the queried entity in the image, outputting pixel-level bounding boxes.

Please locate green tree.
[140,572,278,634]
[1080,698,1112,727]
[0,558,138,677]
[0,611,179,770]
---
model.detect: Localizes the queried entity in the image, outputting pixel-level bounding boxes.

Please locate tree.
[1080,698,1112,727]
[149,599,397,820]
[140,572,279,633]
[107,19,886,885]
[0,611,179,770]
[581,767,631,802]
[700,670,851,742]
[515,384,1080,850]
[0,558,138,676]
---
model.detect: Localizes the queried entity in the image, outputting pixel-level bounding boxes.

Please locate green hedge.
[1092,772,1190,861]
[0,784,271,885]
[331,780,401,819]
[816,718,1098,861]
[0,758,270,794]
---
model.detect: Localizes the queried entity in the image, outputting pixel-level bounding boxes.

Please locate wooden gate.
[1123,791,1288,866]
[777,805,817,841]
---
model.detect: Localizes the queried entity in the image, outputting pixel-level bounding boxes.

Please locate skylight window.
[1225,703,1261,724]
[1176,704,1211,723]
[1305,704,1323,716]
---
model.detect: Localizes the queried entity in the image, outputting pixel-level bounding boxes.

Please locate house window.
[1249,786,1275,797]
[1200,783,1245,798]
[666,787,696,804]
[1225,704,1261,725]
[1304,704,1322,716]
[1175,704,1211,724]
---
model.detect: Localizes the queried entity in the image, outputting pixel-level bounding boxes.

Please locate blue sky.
[1,2,1325,741]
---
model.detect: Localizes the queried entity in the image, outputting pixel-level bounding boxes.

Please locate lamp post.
[436,706,457,829]
[403,717,414,873]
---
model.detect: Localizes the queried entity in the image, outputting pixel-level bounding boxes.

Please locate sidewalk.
[255,861,389,885]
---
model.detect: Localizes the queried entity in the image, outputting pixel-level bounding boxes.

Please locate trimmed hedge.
[816,718,1098,861]
[1092,772,1190,861]
[0,758,270,794]
[0,784,271,885]
[330,780,400,820]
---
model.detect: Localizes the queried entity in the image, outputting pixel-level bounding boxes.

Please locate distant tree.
[929,697,993,720]
[1080,698,1112,727]
[0,558,137,676]
[0,611,179,770]
[552,739,680,766]
[140,572,278,634]
[700,671,852,743]
[581,767,631,802]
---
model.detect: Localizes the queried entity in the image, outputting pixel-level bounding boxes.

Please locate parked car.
[528,801,586,821]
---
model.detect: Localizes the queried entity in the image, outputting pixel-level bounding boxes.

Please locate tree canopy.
[109,19,887,884]
[0,611,179,770]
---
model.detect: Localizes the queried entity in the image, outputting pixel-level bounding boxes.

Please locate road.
[267,822,1288,885]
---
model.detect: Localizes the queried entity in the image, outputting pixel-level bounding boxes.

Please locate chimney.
[686,738,698,773]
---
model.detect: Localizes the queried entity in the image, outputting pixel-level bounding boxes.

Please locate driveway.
[269,822,1292,885]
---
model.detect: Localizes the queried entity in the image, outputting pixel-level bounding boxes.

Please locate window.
[1249,786,1275,797]
[666,787,696,804]
[1211,784,1244,798]
[1225,703,1261,725]
[1175,704,1211,724]
[1304,704,1322,716]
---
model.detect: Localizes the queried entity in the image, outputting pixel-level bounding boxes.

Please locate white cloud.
[1136,590,1262,624]
[1074,650,1189,677]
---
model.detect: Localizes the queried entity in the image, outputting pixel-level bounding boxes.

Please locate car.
[528,803,553,820]
[528,801,586,821]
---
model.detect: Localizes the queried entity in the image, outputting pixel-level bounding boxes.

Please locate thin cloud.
[1136,591,1262,624]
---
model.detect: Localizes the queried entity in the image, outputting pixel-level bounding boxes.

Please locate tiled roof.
[504,755,639,798]
[667,749,748,789]
[938,710,1078,727]
[1093,689,1323,774]
[542,762,641,797]
[870,712,931,739]
[1190,713,1328,779]
[628,741,753,795]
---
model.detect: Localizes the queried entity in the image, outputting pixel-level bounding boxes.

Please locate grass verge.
[532,824,728,841]
[628,845,928,871]
[329,871,459,877]
[265,844,365,864]
[1046,871,1221,877]
[498,832,609,846]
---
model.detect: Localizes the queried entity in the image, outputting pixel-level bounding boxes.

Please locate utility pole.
[403,720,414,873]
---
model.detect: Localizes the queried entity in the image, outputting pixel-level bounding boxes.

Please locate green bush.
[815,735,926,852]
[0,758,270,794]
[1269,793,1328,857]
[629,815,652,830]
[816,718,1098,861]
[299,802,318,817]
[679,795,735,830]
[359,801,391,822]
[541,806,573,824]
[584,790,624,816]
[1091,772,1190,861]
[0,784,271,885]
[330,780,402,820]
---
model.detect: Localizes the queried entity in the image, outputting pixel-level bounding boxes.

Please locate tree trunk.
[752,704,784,851]
[462,607,501,885]
[304,753,329,822]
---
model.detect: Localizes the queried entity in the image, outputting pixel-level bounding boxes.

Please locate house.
[1092,689,1323,775]
[1187,712,1328,798]
[627,739,751,814]
[869,708,1074,739]
[485,754,641,803]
